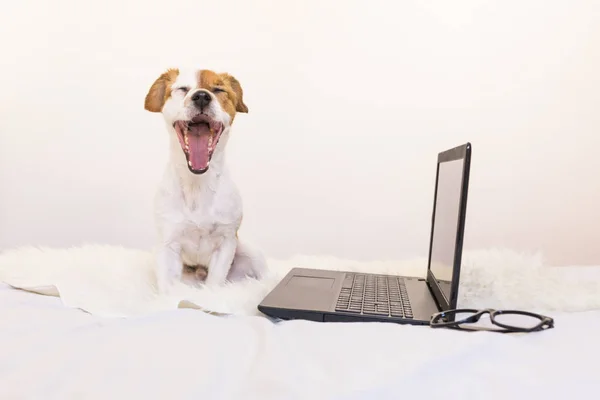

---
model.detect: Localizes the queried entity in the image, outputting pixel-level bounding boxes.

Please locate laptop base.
[258,267,440,325]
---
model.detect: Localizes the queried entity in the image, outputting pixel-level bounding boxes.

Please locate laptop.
[257,142,472,325]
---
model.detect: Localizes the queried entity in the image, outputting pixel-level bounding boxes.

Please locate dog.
[144,68,266,293]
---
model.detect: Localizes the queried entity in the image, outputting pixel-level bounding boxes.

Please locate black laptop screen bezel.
[425,143,472,314]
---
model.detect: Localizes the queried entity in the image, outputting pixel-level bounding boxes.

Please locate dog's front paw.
[204,272,228,287]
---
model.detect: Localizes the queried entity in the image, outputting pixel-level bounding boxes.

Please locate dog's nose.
[191,91,212,109]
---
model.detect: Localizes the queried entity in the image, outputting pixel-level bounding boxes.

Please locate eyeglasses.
[429,308,555,333]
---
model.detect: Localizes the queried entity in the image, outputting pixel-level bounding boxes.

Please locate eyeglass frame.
[429,308,555,333]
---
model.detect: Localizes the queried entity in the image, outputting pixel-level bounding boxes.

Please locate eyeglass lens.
[492,312,544,329]
[449,311,499,329]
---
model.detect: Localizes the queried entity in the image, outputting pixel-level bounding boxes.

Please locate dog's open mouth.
[173,115,224,174]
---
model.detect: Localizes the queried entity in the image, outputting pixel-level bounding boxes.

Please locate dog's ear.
[144,69,179,113]
[223,74,248,113]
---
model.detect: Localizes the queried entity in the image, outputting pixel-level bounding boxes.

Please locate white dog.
[144,68,266,293]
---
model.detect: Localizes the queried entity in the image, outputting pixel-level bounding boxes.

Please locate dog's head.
[144,68,248,174]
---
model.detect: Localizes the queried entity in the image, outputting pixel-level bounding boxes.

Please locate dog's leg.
[155,242,182,293]
[227,240,268,282]
[205,237,237,286]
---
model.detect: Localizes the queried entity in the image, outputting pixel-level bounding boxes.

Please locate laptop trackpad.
[261,270,341,312]
[287,276,335,290]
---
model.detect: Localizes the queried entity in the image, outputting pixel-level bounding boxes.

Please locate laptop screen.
[428,157,466,304]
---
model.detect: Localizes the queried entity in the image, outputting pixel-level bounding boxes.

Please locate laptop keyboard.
[335,273,414,319]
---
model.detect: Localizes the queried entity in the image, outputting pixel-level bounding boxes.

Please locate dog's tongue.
[188,126,211,171]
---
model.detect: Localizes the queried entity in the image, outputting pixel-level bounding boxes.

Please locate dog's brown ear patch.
[144,69,179,112]
[222,74,248,114]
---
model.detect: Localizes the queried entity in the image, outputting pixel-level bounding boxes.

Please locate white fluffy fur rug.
[0,245,599,318]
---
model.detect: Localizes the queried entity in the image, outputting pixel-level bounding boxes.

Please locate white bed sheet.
[1,283,598,399]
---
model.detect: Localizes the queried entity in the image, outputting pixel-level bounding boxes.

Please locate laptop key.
[342,274,354,289]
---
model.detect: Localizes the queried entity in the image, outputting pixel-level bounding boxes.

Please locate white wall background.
[1,0,599,266]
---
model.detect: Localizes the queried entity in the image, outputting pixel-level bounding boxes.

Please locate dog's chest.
[175,187,240,266]
[179,217,222,266]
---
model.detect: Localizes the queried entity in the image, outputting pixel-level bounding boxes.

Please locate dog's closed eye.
[176,86,190,94]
